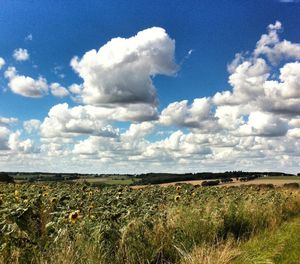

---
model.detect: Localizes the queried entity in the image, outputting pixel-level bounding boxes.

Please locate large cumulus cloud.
[70,27,177,106]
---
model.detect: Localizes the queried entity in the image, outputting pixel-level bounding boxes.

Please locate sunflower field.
[1,182,300,264]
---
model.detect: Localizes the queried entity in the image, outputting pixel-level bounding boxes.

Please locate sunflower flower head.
[174,195,181,202]
[50,197,58,204]
[69,210,80,224]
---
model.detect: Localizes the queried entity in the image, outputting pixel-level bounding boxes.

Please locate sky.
[1,0,300,173]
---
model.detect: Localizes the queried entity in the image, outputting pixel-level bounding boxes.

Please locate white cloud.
[215,105,246,130]
[122,122,155,139]
[71,27,177,106]
[279,0,300,3]
[23,119,41,133]
[73,137,100,155]
[254,21,300,64]
[238,112,288,137]
[0,126,10,150]
[40,101,158,140]
[213,59,269,105]
[68,83,83,102]
[0,57,5,69]
[4,67,48,97]
[40,103,120,138]
[50,83,69,98]
[8,131,35,153]
[25,34,33,41]
[227,53,244,74]
[0,117,18,127]
[160,98,214,128]
[69,83,83,95]
[13,48,30,61]
[287,128,300,138]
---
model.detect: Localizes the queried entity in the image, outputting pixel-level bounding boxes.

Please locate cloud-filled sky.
[1,0,300,173]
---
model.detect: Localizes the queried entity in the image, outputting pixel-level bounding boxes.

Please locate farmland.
[154,177,300,188]
[1,182,300,263]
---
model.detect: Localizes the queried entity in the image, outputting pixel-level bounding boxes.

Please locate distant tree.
[0,172,14,183]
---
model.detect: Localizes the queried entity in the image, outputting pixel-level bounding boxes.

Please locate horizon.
[1,1,300,173]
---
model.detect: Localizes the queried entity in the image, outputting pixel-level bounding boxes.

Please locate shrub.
[0,172,14,183]
[283,182,300,189]
[221,178,233,183]
[201,180,220,187]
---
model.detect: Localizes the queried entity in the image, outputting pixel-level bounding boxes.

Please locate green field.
[77,176,137,185]
[2,183,300,263]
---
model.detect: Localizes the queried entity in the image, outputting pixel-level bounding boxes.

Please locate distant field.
[261,176,300,180]
[132,177,300,188]
[75,176,137,185]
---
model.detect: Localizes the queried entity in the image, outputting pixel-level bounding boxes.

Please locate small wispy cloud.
[179,49,194,66]
[279,0,300,3]
[13,48,30,61]
[25,34,33,41]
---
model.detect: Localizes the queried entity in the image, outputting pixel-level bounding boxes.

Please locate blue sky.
[1,0,300,173]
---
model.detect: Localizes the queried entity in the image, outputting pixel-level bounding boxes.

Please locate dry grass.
[179,240,240,264]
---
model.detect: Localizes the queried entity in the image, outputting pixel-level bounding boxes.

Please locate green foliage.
[233,217,300,264]
[0,172,14,183]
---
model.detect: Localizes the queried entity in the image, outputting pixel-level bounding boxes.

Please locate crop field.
[147,177,300,188]
[75,176,136,186]
[1,183,300,264]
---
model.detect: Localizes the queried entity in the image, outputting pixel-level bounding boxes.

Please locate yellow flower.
[43,192,49,197]
[50,197,58,204]
[69,210,80,224]
[14,190,20,196]
[174,195,181,202]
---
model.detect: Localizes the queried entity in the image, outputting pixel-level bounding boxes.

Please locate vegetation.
[201,180,220,186]
[233,216,300,264]
[1,182,300,263]
[1,171,296,185]
[0,172,14,183]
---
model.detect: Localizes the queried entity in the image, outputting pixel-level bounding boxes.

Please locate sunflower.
[50,197,58,204]
[14,190,20,201]
[69,210,80,224]
[174,195,181,202]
